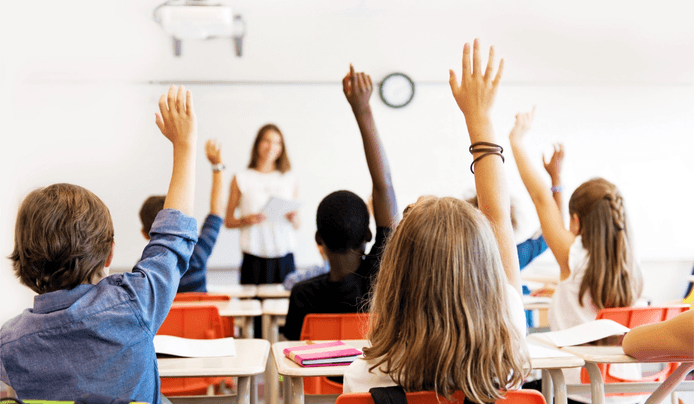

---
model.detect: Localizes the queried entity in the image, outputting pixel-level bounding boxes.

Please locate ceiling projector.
[154,0,245,57]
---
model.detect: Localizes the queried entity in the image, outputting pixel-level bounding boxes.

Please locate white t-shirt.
[548,236,644,404]
[235,169,297,258]
[343,283,526,393]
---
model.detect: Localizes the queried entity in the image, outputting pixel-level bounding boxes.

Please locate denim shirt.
[178,214,223,293]
[0,209,197,404]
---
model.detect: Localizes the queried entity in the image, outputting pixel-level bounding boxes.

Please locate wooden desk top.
[257,284,291,298]
[158,338,270,377]
[262,298,289,315]
[561,345,694,365]
[172,299,262,317]
[273,339,584,377]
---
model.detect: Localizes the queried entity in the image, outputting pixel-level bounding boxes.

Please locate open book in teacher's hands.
[154,335,236,358]
[529,319,630,348]
[283,341,362,367]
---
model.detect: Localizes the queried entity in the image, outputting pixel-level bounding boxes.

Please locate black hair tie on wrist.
[470,152,505,174]
[469,141,503,154]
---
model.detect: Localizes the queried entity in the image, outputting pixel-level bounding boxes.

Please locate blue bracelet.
[551,185,563,193]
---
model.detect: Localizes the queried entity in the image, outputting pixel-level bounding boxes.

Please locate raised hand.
[155,85,197,147]
[205,139,223,165]
[449,39,503,121]
[543,143,565,180]
[343,64,373,113]
[509,107,536,143]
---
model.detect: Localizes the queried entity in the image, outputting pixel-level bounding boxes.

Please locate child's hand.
[509,107,536,142]
[449,39,503,121]
[543,143,565,179]
[343,64,373,113]
[155,85,197,148]
[206,139,223,165]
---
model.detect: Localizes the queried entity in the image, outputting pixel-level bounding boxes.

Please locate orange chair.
[336,390,547,404]
[157,305,233,396]
[299,313,370,395]
[579,305,690,393]
[172,293,234,337]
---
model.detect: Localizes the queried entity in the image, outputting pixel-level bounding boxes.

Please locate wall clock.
[379,72,415,108]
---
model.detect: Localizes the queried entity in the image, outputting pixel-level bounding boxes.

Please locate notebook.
[283,341,362,367]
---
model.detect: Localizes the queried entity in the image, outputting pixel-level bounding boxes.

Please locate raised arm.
[508,109,574,280]
[155,85,196,216]
[206,139,225,217]
[343,64,398,228]
[449,39,520,293]
[543,143,565,216]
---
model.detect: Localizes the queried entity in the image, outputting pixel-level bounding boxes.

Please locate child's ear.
[315,232,323,246]
[364,228,373,243]
[141,229,151,240]
[105,242,115,268]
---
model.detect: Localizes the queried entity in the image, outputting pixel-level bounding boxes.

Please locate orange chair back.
[580,305,690,389]
[173,292,231,302]
[299,313,370,340]
[336,390,546,404]
[299,313,370,395]
[157,305,231,396]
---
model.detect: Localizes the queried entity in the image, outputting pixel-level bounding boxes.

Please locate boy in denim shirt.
[0,85,198,404]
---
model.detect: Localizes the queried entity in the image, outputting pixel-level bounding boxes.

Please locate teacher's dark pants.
[240,252,295,285]
[240,252,295,338]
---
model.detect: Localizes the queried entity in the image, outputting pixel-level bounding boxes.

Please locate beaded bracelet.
[551,185,563,193]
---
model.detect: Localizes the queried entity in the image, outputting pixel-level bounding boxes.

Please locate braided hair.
[568,178,643,309]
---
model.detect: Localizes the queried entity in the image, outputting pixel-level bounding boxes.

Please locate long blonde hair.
[569,178,642,309]
[363,196,528,403]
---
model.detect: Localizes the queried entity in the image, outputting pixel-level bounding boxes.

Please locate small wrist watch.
[211,163,226,172]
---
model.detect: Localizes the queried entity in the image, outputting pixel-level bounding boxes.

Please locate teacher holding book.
[225,123,299,285]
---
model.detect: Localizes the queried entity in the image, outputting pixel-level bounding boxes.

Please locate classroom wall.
[1,0,693,324]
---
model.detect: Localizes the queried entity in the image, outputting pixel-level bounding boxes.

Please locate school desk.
[206,284,259,299]
[158,338,270,404]
[273,339,584,404]
[257,284,291,299]
[559,344,694,404]
[171,299,263,338]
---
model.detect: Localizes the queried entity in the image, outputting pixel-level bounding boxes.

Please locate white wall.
[1,0,693,324]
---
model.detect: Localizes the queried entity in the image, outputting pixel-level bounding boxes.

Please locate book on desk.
[283,341,362,367]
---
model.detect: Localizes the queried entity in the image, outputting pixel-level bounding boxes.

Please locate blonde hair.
[363,196,528,403]
[569,178,642,310]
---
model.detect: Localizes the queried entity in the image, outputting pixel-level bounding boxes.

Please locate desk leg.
[645,362,694,404]
[250,375,257,404]
[288,376,304,404]
[267,345,279,404]
[584,363,606,404]
[238,376,251,404]
[547,369,567,404]
[541,370,553,404]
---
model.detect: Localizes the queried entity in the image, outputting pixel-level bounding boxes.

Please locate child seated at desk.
[343,40,529,403]
[139,139,226,293]
[0,86,198,404]
[281,64,399,341]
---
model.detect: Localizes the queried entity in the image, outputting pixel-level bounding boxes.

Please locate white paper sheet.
[261,197,301,222]
[154,335,236,357]
[529,319,630,348]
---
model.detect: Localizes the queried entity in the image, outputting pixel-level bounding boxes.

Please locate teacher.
[225,123,299,285]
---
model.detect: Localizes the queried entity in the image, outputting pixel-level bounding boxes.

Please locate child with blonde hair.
[343,40,529,404]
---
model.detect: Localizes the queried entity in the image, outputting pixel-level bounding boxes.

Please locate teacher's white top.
[236,169,297,258]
